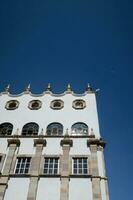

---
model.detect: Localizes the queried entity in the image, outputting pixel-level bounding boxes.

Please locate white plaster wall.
[43,138,62,155]
[70,138,90,155]
[4,178,29,200]
[97,151,104,177]
[69,178,93,200]
[18,138,35,154]
[0,93,100,138]
[36,178,60,200]
[101,180,107,200]
[0,138,8,153]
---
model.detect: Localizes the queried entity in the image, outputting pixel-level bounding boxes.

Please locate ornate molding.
[60,134,73,147]
[7,138,20,147]
[34,138,47,147]
[87,138,106,148]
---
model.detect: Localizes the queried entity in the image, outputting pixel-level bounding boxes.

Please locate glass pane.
[84,169,88,174]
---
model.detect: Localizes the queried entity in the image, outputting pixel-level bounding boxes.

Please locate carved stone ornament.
[7,138,20,147]
[34,138,47,147]
[87,138,106,148]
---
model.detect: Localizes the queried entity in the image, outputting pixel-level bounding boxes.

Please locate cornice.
[0,84,99,98]
[0,91,96,98]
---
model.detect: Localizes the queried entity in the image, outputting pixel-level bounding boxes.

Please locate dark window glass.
[71,123,88,135]
[73,158,88,175]
[15,157,31,174]
[43,158,59,175]
[21,123,39,136]
[0,123,13,135]
[46,123,63,136]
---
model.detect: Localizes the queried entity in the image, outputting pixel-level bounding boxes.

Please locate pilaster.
[87,138,102,200]
[0,138,20,200]
[98,146,109,200]
[27,138,46,200]
[60,136,73,200]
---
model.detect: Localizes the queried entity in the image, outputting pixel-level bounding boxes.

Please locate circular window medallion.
[50,100,64,110]
[72,99,86,109]
[5,100,19,110]
[28,100,42,110]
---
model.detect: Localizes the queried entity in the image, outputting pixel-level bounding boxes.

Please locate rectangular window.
[15,157,31,174]
[43,158,59,175]
[73,158,88,175]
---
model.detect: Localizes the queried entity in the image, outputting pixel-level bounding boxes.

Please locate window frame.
[14,156,31,174]
[71,122,88,135]
[5,100,19,110]
[72,99,86,109]
[50,100,64,110]
[46,123,63,136]
[21,122,39,136]
[72,157,88,175]
[43,157,59,175]
[0,123,13,136]
[28,100,42,110]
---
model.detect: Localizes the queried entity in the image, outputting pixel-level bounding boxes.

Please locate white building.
[0,84,109,200]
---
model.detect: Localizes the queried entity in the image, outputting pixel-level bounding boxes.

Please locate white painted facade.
[0,87,109,200]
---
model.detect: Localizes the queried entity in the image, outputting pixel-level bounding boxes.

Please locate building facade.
[0,84,109,200]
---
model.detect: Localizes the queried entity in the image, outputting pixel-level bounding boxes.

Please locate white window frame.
[72,157,88,175]
[43,157,59,175]
[15,157,31,174]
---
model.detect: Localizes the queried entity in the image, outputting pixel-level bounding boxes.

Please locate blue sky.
[0,1,133,199]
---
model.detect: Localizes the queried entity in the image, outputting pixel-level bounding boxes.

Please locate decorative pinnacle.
[5,84,10,92]
[64,129,69,139]
[90,128,95,138]
[39,128,44,138]
[13,128,19,137]
[46,83,52,91]
[66,84,72,92]
[86,83,93,92]
[25,84,31,93]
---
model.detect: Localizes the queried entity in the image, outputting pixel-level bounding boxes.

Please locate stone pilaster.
[87,139,103,200]
[27,138,46,200]
[0,138,20,200]
[98,146,109,200]
[60,136,73,200]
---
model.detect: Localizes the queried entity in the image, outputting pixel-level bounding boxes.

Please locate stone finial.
[24,84,31,93]
[86,83,93,92]
[39,128,44,138]
[66,84,72,93]
[64,129,69,138]
[90,128,95,138]
[46,83,52,92]
[13,128,19,137]
[95,88,100,93]
[4,84,10,93]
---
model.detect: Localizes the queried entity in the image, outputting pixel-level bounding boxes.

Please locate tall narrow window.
[21,123,39,136]
[15,157,31,174]
[43,158,59,175]
[73,158,88,175]
[0,123,13,135]
[71,123,88,135]
[46,123,63,136]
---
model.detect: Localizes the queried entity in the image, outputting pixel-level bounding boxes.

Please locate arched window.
[0,123,13,135]
[21,123,39,136]
[46,123,63,136]
[71,123,88,135]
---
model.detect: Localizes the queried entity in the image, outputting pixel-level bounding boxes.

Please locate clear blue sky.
[0,1,133,199]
